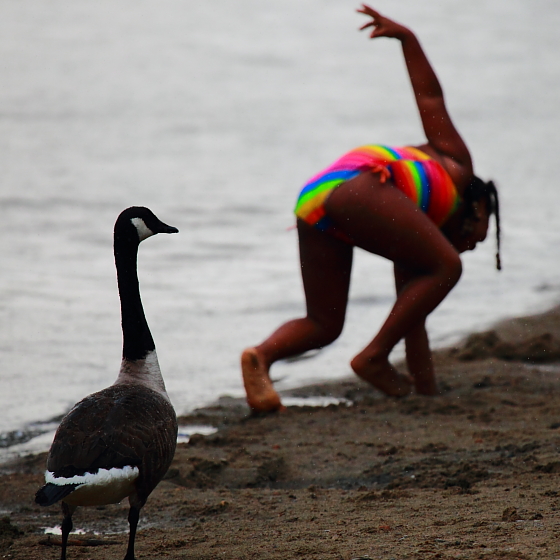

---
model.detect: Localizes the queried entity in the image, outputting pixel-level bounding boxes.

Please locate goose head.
[115,206,179,246]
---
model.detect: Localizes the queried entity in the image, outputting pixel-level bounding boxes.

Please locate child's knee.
[310,317,344,346]
[444,253,463,286]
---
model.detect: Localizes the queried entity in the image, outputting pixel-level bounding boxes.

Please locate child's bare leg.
[351,265,459,395]
[404,323,438,395]
[411,363,438,395]
[326,175,462,396]
[351,323,437,396]
[242,221,353,412]
[241,314,340,413]
[394,265,439,395]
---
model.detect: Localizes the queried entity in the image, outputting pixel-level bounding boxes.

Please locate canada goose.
[35,207,179,560]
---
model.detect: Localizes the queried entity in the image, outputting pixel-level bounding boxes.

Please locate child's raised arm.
[358,5,473,184]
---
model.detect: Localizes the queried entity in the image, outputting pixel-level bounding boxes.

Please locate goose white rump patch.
[46,466,140,506]
[46,465,139,487]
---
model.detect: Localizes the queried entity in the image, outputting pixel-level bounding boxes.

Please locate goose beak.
[158,224,179,235]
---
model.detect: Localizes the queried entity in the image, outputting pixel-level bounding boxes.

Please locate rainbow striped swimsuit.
[294,145,460,236]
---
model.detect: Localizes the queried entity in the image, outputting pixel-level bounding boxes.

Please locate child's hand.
[357,4,411,40]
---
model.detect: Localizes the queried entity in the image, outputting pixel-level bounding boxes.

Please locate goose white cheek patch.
[45,465,139,487]
[130,218,154,241]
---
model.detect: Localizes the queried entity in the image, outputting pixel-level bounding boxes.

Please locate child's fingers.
[358,4,382,19]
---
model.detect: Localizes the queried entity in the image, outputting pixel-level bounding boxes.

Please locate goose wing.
[47,384,177,495]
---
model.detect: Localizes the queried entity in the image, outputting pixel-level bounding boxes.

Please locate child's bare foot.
[241,348,285,413]
[351,354,412,397]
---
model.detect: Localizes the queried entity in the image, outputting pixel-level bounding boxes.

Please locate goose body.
[35,207,179,560]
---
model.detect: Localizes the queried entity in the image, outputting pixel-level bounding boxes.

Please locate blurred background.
[1,0,559,438]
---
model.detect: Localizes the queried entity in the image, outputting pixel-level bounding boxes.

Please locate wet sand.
[2,305,560,560]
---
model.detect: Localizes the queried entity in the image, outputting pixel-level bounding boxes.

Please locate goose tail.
[35,483,78,507]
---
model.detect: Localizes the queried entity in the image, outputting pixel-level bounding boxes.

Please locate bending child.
[242,4,501,412]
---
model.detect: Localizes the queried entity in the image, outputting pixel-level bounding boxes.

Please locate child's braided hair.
[463,176,501,270]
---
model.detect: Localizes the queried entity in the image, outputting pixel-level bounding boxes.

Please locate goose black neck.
[114,233,155,362]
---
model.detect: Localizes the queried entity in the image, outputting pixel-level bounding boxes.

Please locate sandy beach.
[2,304,560,560]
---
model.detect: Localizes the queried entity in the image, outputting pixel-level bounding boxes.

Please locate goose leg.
[123,504,140,560]
[60,502,74,560]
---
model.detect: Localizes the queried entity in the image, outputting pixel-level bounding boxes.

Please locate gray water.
[1,0,559,443]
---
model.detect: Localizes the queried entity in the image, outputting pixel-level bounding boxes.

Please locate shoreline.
[176,302,560,427]
[2,303,560,559]
[3,302,560,462]
[2,302,560,463]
